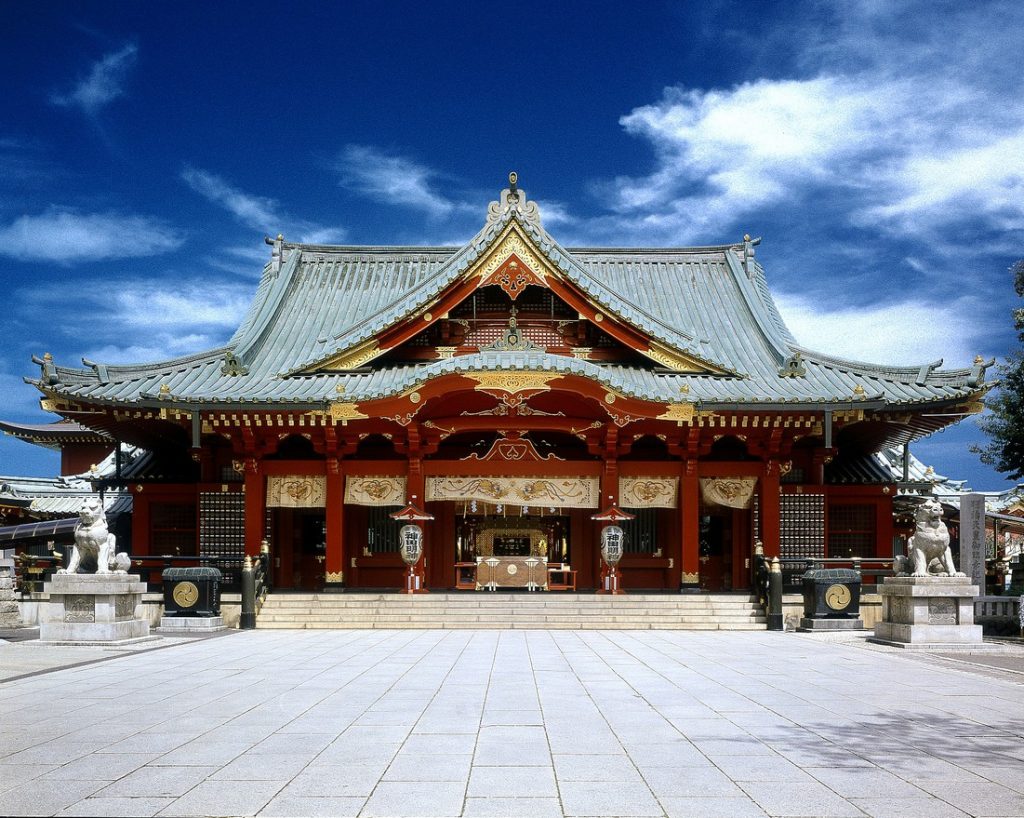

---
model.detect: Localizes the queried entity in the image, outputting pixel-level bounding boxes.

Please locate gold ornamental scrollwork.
[681,571,700,584]
[325,571,344,583]
[468,371,555,395]
[318,340,381,372]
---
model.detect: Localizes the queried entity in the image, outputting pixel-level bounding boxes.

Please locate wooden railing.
[778,557,896,593]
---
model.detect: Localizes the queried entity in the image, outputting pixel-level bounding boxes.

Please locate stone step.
[254,626,745,634]
[257,615,766,625]
[254,591,766,630]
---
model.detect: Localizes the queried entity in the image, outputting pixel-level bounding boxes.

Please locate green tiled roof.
[32,196,990,411]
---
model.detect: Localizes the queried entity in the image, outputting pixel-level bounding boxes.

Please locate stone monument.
[872,497,984,649]
[958,493,987,589]
[39,497,152,644]
[0,552,23,629]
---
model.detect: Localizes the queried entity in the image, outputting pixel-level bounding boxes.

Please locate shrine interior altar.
[475,556,549,590]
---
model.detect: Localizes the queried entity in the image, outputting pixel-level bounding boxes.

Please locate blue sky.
[2,1,1022,490]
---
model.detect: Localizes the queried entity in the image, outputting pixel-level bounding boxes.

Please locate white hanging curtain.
[266,476,326,508]
[619,477,679,509]
[699,477,757,510]
[426,476,599,508]
[344,476,407,506]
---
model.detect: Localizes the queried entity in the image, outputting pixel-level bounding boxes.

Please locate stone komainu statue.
[58,497,131,574]
[893,497,965,578]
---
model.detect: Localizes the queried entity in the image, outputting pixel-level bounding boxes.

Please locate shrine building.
[25,175,992,594]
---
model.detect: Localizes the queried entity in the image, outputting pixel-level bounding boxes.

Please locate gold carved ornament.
[468,371,555,395]
[473,229,550,290]
[658,403,695,424]
[699,477,757,510]
[329,402,369,423]
[344,476,407,506]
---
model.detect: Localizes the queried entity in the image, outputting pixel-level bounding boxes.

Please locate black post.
[768,556,784,631]
[240,555,255,629]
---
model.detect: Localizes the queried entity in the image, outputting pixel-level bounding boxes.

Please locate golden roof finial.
[974,354,984,364]
[43,352,53,362]
[853,384,866,397]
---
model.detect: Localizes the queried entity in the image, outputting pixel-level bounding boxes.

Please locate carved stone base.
[158,615,226,633]
[870,576,986,649]
[40,573,152,644]
[798,618,864,632]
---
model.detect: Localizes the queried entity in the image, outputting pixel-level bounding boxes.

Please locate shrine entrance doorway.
[271,508,326,591]
[698,504,752,591]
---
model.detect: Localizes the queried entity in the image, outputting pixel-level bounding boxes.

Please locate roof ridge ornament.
[742,233,761,278]
[486,171,541,228]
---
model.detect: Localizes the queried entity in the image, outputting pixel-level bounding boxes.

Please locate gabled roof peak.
[486,172,542,229]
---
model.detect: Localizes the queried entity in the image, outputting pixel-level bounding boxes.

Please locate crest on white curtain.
[699,477,757,509]
[266,476,326,508]
[619,477,678,508]
[344,476,406,506]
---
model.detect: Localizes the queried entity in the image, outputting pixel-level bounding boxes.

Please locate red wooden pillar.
[407,455,428,591]
[680,464,700,591]
[325,458,345,590]
[760,460,781,558]
[243,458,265,557]
[597,437,619,591]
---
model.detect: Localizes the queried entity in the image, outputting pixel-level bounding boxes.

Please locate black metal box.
[802,567,861,618]
[163,566,221,617]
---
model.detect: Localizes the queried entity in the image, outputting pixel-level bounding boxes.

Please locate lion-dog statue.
[893,497,965,578]
[57,497,131,574]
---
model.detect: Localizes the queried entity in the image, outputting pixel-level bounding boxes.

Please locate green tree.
[975,259,1024,479]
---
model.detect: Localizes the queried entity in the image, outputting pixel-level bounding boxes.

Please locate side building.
[21,178,992,593]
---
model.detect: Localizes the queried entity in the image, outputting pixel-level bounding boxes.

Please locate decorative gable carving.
[461,432,564,462]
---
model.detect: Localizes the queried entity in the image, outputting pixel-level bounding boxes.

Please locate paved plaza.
[1,630,1023,818]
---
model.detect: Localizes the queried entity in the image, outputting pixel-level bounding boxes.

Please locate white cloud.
[774,292,985,367]
[601,7,1024,247]
[0,210,182,263]
[50,43,138,116]
[336,145,467,218]
[181,167,283,229]
[299,227,348,245]
[111,282,250,331]
[181,166,346,244]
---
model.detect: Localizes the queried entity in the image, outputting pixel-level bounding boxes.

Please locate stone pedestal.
[40,573,153,644]
[871,576,984,650]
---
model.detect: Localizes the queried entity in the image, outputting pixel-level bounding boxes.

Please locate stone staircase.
[255,592,767,630]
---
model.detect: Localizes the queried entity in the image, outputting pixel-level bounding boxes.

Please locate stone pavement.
[1,630,1023,818]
